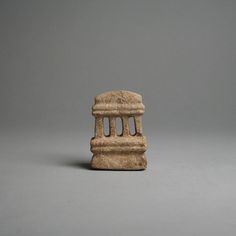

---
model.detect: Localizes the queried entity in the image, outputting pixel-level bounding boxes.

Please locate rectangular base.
[91,153,147,170]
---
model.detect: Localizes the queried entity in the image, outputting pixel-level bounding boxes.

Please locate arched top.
[92,90,145,116]
[95,90,142,104]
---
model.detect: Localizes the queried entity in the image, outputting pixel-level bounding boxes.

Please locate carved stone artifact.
[90,90,147,170]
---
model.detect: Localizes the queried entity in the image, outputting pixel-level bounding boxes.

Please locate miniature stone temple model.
[90,90,147,170]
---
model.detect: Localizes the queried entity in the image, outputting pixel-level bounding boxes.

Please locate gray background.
[0,0,235,235]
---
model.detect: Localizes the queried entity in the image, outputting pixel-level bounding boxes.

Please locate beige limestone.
[90,90,147,170]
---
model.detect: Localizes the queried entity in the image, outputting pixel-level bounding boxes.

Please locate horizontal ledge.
[92,110,144,116]
[91,146,147,153]
[93,104,144,110]
[91,136,147,146]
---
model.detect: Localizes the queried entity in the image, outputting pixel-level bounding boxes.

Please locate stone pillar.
[135,116,142,135]
[122,116,129,136]
[109,116,116,137]
[95,116,103,138]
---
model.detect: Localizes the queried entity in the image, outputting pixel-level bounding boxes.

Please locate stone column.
[109,116,116,137]
[95,116,103,138]
[134,116,142,135]
[122,116,129,136]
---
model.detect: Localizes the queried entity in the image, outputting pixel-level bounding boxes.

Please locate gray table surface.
[0,129,235,236]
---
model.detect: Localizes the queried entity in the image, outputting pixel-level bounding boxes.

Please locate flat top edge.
[95,90,142,104]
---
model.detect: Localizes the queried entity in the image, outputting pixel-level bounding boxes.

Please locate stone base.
[91,153,147,170]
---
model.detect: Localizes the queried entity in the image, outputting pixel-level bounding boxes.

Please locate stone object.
[90,90,147,170]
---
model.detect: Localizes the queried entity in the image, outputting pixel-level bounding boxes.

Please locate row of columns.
[95,116,142,138]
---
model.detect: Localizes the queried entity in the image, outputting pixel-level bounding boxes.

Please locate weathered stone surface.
[90,90,147,170]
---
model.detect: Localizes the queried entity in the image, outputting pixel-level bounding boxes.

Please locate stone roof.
[92,90,145,116]
[95,90,142,104]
